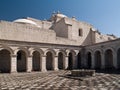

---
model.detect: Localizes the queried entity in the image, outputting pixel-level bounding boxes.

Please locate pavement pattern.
[0,70,120,90]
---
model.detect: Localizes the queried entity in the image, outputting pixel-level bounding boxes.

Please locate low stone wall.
[71,69,95,77]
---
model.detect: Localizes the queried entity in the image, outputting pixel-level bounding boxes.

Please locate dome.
[13,19,41,28]
[56,14,67,18]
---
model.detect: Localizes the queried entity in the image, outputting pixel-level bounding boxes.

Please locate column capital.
[28,55,33,57]
[11,54,17,57]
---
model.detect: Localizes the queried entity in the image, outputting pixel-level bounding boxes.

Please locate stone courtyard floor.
[0,70,120,90]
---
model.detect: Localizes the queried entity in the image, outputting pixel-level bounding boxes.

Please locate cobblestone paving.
[0,70,120,90]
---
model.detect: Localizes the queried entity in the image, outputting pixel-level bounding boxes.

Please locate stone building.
[0,12,119,73]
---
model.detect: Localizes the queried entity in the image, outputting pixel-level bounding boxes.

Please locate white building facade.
[0,12,119,73]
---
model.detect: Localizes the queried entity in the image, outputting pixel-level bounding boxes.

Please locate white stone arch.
[29,48,44,56]
[29,48,44,71]
[85,49,93,69]
[0,45,12,73]
[57,49,66,70]
[14,47,29,56]
[66,49,76,56]
[0,45,14,55]
[45,48,56,70]
[85,49,93,55]
[103,47,115,53]
[15,47,28,72]
[94,49,102,69]
[104,47,114,69]
[93,49,102,55]
[44,49,56,56]
[56,49,66,56]
[66,49,76,70]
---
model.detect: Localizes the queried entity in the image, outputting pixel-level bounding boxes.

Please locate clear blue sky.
[0,0,120,37]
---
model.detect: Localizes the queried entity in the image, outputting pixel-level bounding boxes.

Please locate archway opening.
[17,50,27,72]
[117,48,120,69]
[94,51,101,69]
[105,49,114,69]
[32,51,41,71]
[58,52,64,70]
[68,52,73,70]
[0,49,11,73]
[87,52,92,69]
[77,52,81,69]
[46,51,53,70]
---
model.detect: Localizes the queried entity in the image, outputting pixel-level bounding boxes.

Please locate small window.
[17,52,22,60]
[78,29,83,36]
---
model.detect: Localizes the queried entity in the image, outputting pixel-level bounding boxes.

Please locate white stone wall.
[0,21,56,43]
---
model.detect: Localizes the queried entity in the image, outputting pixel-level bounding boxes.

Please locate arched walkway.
[86,52,92,69]
[77,52,82,69]
[58,52,64,70]
[17,50,27,72]
[68,52,73,70]
[94,51,101,69]
[0,49,11,73]
[32,51,41,71]
[117,48,120,69]
[46,51,54,70]
[105,49,114,69]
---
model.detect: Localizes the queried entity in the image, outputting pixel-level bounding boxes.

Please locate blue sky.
[0,0,120,37]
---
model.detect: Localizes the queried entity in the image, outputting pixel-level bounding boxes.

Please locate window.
[78,29,83,36]
[17,52,22,60]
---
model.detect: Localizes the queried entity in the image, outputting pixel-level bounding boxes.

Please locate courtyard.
[0,70,120,90]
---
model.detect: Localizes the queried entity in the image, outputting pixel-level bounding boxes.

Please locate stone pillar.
[101,53,105,69]
[64,56,69,69]
[27,56,32,72]
[113,52,117,69]
[91,54,95,69]
[53,56,58,71]
[41,56,47,72]
[11,55,17,73]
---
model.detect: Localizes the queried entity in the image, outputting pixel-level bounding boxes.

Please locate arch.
[44,49,56,56]
[30,48,44,56]
[117,48,120,69]
[58,52,65,70]
[66,50,76,56]
[0,45,14,55]
[14,47,29,57]
[68,52,75,70]
[86,52,92,69]
[105,49,114,69]
[94,51,101,69]
[17,50,27,72]
[46,51,54,70]
[0,49,11,73]
[32,51,41,71]
[77,52,82,69]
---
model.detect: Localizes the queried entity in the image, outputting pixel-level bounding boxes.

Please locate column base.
[11,71,17,73]
[41,69,47,72]
[54,68,59,71]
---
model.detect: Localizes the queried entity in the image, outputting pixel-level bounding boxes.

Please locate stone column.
[113,52,117,69]
[101,53,105,69]
[11,55,17,73]
[41,56,47,72]
[27,56,32,72]
[64,56,68,69]
[91,54,95,69]
[53,56,58,71]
